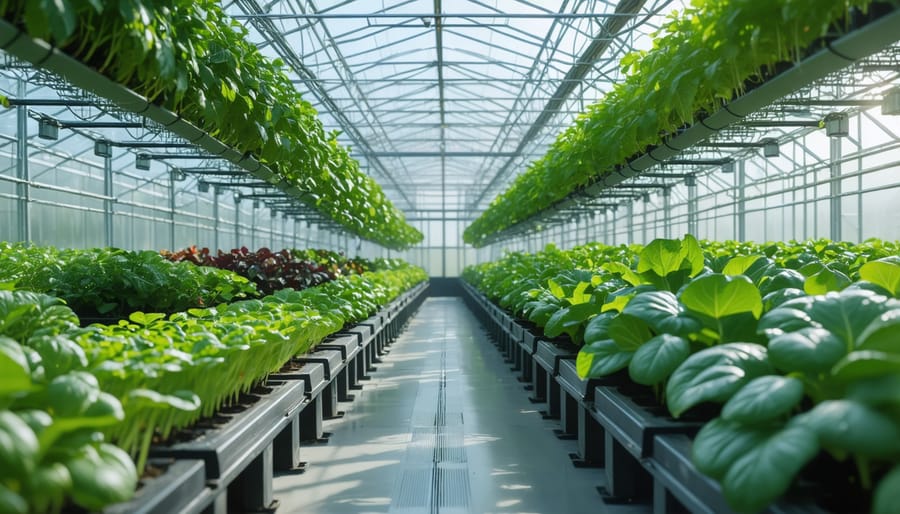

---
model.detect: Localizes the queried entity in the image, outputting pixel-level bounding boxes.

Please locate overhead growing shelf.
[463,0,900,247]
[0,1,422,249]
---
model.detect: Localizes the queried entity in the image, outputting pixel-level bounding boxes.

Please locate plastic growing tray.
[103,459,213,514]
[150,379,305,485]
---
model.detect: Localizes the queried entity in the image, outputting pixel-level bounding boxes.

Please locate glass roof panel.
[227,0,686,215]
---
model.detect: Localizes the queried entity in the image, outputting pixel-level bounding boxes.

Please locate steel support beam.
[472,0,647,207]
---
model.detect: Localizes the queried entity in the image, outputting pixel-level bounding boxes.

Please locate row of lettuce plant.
[1,249,426,513]
[161,246,373,295]
[0,1,422,248]
[0,242,402,318]
[462,0,880,246]
[462,237,899,513]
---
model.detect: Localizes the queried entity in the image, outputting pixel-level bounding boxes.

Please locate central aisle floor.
[275,297,627,514]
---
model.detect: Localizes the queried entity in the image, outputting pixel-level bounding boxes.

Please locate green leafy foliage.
[1,249,426,513]
[0,2,421,248]
[463,2,874,246]
[467,236,900,511]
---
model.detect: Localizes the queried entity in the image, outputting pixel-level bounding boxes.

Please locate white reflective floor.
[274,297,631,514]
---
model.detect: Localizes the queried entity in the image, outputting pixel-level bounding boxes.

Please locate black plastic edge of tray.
[149,379,305,485]
[291,350,344,381]
[102,459,210,514]
[534,340,577,376]
[591,386,702,459]
[270,361,327,399]
[652,434,827,514]
[318,333,361,361]
[557,358,615,403]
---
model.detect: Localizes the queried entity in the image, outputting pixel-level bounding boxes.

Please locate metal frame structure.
[1,1,898,278]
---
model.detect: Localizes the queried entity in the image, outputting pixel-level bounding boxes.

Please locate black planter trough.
[150,379,305,513]
[590,385,703,504]
[317,333,362,400]
[556,359,610,467]
[103,459,214,514]
[532,340,577,418]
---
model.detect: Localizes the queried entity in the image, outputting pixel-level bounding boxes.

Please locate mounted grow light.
[762,139,779,158]
[38,118,59,140]
[824,113,849,137]
[685,175,696,187]
[881,88,900,115]
[198,181,210,193]
[94,140,112,158]
[135,153,151,170]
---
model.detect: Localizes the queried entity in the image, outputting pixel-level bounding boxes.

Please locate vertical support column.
[737,160,746,241]
[829,136,842,241]
[233,197,240,248]
[169,171,176,250]
[687,178,698,236]
[15,79,30,242]
[610,208,617,245]
[662,188,671,239]
[625,203,633,244]
[270,211,276,249]
[212,187,220,251]
[103,153,114,247]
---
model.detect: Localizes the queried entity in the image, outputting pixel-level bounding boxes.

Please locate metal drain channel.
[389,333,472,514]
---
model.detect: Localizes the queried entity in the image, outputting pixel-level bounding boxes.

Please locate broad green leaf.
[637,238,683,277]
[846,374,900,407]
[66,443,137,510]
[628,334,690,385]
[761,288,807,311]
[547,279,565,299]
[721,376,804,423]
[681,234,705,277]
[860,258,900,297]
[0,484,27,514]
[666,343,773,418]
[759,269,806,296]
[807,290,898,349]
[608,313,652,351]
[602,294,632,313]
[793,400,900,457]
[576,339,633,379]
[23,462,71,514]
[622,291,701,337]
[857,309,900,352]
[679,274,762,320]
[831,350,900,382]
[757,307,815,338]
[804,267,851,294]
[28,335,88,379]
[767,327,847,375]
[544,303,598,342]
[722,255,762,277]
[602,262,644,286]
[47,371,101,418]
[569,281,591,304]
[874,465,900,514]
[691,417,771,480]
[0,411,40,480]
[0,337,32,396]
[722,426,819,513]
[583,312,615,345]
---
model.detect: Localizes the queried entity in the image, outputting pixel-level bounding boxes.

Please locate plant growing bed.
[102,459,213,514]
[149,380,305,512]
[532,339,579,419]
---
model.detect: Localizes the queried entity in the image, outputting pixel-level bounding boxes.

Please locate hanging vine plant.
[0,0,422,249]
[463,0,880,247]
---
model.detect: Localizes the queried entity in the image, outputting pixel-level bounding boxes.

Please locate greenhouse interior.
[0,0,899,513]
